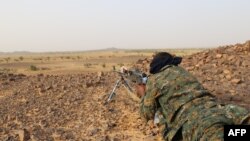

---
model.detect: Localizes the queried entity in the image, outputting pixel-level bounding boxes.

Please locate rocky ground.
[0,72,160,141]
[0,41,249,141]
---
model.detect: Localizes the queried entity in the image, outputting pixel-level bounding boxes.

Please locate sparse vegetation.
[0,68,16,73]
[84,63,92,68]
[30,65,39,71]
[65,56,71,59]
[4,57,11,63]
[118,63,124,67]
[33,58,43,61]
[0,49,204,75]
[40,67,50,70]
[102,63,106,68]
[19,56,24,61]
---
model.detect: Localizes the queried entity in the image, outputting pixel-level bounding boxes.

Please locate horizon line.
[0,46,216,54]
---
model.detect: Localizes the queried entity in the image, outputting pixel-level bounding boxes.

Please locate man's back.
[140,65,249,141]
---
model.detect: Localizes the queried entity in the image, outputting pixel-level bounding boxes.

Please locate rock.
[223,70,231,74]
[62,85,67,90]
[145,128,151,135]
[147,120,154,129]
[151,128,159,136]
[136,59,144,64]
[86,82,93,88]
[14,129,30,141]
[37,74,44,77]
[231,79,241,84]
[8,78,15,82]
[242,61,249,67]
[225,75,232,80]
[228,56,235,61]
[38,88,46,94]
[186,66,195,71]
[45,85,52,90]
[64,132,75,140]
[142,60,148,64]
[216,54,222,58]
[97,71,104,77]
[206,77,212,81]
[113,137,121,141]
[235,60,242,66]
[88,128,100,136]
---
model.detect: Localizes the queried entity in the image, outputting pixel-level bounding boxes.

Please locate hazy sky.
[0,0,250,52]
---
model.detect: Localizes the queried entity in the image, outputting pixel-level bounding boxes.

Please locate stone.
[113,137,121,141]
[88,128,100,136]
[97,71,104,77]
[216,54,222,58]
[223,70,231,74]
[231,79,241,84]
[147,120,154,129]
[14,129,30,141]
[86,82,93,88]
[225,75,232,80]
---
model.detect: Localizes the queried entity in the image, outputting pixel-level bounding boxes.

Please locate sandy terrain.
[0,42,249,141]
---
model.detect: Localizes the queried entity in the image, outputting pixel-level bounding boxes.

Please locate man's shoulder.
[148,65,193,81]
[158,65,187,75]
[164,65,193,76]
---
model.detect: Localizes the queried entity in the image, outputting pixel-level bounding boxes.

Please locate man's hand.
[120,66,128,73]
[136,84,146,98]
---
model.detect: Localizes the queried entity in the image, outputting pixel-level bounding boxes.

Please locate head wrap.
[149,52,182,74]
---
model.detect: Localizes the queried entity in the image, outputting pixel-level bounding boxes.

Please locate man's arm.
[139,78,160,120]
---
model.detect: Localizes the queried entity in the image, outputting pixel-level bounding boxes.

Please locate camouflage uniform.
[140,65,250,141]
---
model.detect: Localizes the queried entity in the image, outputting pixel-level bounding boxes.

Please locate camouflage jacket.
[140,65,250,141]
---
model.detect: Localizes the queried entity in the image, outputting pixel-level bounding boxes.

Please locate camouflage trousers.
[157,96,250,141]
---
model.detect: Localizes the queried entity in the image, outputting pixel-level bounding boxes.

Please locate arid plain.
[0,42,249,141]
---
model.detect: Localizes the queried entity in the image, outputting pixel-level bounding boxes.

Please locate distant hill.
[0,51,32,55]
[0,48,123,55]
[104,47,120,50]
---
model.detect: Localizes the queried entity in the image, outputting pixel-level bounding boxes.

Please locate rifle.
[106,69,147,103]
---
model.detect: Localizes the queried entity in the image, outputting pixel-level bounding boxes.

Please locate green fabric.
[140,65,250,141]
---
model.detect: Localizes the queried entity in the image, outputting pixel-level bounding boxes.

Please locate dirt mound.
[181,40,250,109]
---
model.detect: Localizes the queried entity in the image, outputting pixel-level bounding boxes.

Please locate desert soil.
[0,41,249,141]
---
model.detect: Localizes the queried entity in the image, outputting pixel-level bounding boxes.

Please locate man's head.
[150,52,182,74]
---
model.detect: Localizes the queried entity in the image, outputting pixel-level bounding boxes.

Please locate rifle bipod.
[106,76,134,103]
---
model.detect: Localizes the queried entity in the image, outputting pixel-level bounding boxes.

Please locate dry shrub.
[19,56,24,61]
[84,63,92,68]
[30,65,39,71]
[102,63,106,68]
